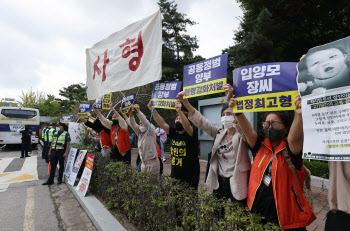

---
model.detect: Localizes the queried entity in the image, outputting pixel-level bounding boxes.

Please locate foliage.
[225,0,350,80]
[90,156,281,231]
[158,0,204,81]
[17,88,64,116]
[56,83,87,112]
[303,159,329,179]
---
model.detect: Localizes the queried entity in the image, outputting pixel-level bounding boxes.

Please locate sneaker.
[25,155,31,157]
[162,158,166,162]
[42,181,54,185]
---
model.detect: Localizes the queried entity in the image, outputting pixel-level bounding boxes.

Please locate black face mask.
[112,120,119,126]
[175,122,184,131]
[264,127,285,142]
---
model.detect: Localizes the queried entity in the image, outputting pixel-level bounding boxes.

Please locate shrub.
[303,159,329,179]
[90,155,281,231]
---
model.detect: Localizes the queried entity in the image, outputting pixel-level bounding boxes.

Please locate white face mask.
[56,127,60,132]
[139,126,147,133]
[221,116,235,129]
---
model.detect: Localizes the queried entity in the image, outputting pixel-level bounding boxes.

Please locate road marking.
[0,156,38,192]
[5,174,35,183]
[0,173,10,177]
[23,187,35,231]
[0,158,14,173]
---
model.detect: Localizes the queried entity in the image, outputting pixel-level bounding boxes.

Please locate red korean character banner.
[86,10,162,100]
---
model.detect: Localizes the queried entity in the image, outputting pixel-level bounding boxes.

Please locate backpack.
[281,149,313,211]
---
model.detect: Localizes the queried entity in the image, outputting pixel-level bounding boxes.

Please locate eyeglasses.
[262,121,283,129]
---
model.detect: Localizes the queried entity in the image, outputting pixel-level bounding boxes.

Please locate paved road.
[0,145,96,231]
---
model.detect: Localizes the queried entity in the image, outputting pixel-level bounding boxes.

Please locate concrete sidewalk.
[129,149,328,231]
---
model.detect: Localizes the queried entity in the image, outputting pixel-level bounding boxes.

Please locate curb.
[310,176,329,191]
[65,181,126,231]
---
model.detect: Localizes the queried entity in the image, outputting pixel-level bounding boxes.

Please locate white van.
[0,107,40,148]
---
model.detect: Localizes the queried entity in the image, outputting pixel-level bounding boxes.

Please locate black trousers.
[45,142,51,162]
[42,141,49,159]
[325,210,350,231]
[21,142,30,157]
[48,149,65,182]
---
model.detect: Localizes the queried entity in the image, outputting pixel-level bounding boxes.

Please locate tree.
[18,88,46,108]
[56,83,88,112]
[158,0,204,81]
[225,0,350,76]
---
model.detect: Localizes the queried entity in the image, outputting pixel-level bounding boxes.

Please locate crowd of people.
[44,80,349,230]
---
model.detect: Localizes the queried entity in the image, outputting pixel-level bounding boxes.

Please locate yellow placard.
[102,93,112,110]
[78,113,89,119]
[232,90,299,113]
[183,78,226,99]
[150,99,177,110]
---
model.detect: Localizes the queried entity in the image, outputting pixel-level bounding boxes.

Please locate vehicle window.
[1,109,37,119]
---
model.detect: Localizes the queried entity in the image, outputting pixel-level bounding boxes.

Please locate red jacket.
[247,138,316,229]
[110,125,131,153]
[99,130,113,149]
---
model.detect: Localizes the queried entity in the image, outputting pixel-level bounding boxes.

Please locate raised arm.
[135,105,155,136]
[287,94,303,155]
[92,103,113,129]
[147,100,170,134]
[126,107,141,136]
[110,102,128,131]
[228,98,258,148]
[177,91,219,138]
[175,100,193,137]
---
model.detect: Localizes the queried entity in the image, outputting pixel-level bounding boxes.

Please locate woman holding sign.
[177,85,250,204]
[147,100,200,190]
[229,90,316,230]
[120,104,160,174]
[93,102,131,163]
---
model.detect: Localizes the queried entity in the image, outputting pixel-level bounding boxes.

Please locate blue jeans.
[160,141,165,159]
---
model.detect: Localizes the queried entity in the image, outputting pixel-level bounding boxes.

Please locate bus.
[0,107,40,148]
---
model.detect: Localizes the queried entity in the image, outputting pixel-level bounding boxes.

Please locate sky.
[0,0,243,102]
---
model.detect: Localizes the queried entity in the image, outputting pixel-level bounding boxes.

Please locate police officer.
[19,125,32,158]
[42,122,71,185]
[42,123,50,159]
[45,123,57,163]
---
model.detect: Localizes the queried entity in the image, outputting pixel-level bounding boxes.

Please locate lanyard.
[268,152,275,175]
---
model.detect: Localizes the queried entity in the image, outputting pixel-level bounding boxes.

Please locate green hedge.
[303,159,329,179]
[89,155,281,231]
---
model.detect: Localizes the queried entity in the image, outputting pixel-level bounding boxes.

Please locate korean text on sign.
[183,53,228,98]
[60,115,73,123]
[121,93,138,114]
[232,62,298,113]
[78,103,92,118]
[151,81,182,110]
[102,93,112,110]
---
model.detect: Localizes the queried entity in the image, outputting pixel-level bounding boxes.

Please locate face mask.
[56,127,60,132]
[264,127,285,142]
[175,122,184,131]
[221,116,235,129]
[112,120,119,126]
[139,126,147,133]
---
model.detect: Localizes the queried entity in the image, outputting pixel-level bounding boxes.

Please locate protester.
[229,92,316,230]
[177,85,250,203]
[147,100,200,190]
[156,126,167,161]
[120,104,160,174]
[18,125,32,158]
[42,122,71,185]
[325,161,350,230]
[93,102,131,163]
[298,54,350,230]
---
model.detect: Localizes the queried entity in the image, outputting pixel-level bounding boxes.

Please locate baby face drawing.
[306,48,348,88]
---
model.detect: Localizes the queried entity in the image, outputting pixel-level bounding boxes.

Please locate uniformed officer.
[42,123,50,159]
[45,123,57,163]
[19,125,32,158]
[42,122,71,185]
